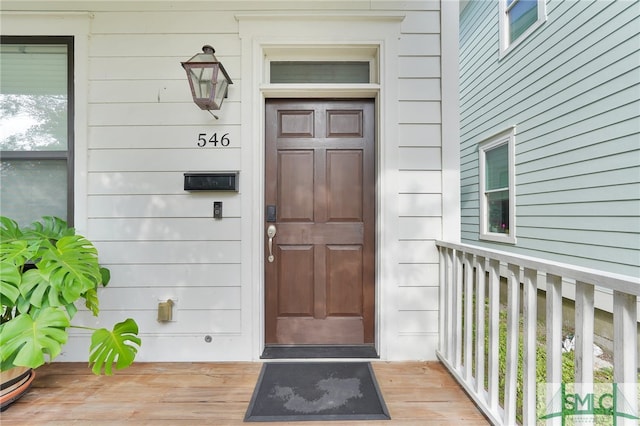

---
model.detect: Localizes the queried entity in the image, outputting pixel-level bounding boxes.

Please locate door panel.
[265,99,375,345]
[278,245,314,315]
[278,151,314,221]
[327,150,363,221]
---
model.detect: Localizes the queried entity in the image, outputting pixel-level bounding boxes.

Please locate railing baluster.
[445,248,455,360]
[474,256,486,398]
[522,267,538,426]
[504,263,520,425]
[463,253,474,381]
[613,290,638,426]
[454,250,464,370]
[545,273,563,426]
[575,281,594,389]
[546,274,563,385]
[439,246,446,357]
[487,258,500,414]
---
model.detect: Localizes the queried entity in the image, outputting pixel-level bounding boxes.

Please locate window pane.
[487,190,510,234]
[509,0,538,43]
[0,160,67,227]
[0,44,68,151]
[270,61,370,84]
[485,144,509,190]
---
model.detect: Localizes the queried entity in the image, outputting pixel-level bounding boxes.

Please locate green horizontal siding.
[459,0,640,277]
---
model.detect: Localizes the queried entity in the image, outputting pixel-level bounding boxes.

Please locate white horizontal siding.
[96,287,241,311]
[399,147,441,170]
[88,102,242,126]
[72,309,242,335]
[88,218,241,241]
[459,0,640,277]
[397,241,440,264]
[106,264,241,288]
[401,10,440,33]
[397,310,439,333]
[88,125,242,149]
[90,11,240,34]
[398,193,442,216]
[398,57,440,78]
[396,263,440,287]
[88,194,242,218]
[398,171,442,193]
[398,124,442,146]
[95,241,241,264]
[88,148,240,172]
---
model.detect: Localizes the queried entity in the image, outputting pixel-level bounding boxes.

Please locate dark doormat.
[261,345,379,359]
[244,362,390,422]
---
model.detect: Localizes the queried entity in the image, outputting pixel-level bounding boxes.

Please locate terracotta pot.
[1,367,35,411]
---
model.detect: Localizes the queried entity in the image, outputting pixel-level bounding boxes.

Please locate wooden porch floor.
[1,361,488,425]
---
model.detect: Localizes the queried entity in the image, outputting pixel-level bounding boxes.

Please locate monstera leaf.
[0,240,39,268]
[19,268,65,312]
[0,307,70,370]
[0,263,21,308]
[38,235,102,304]
[89,319,141,375]
[0,216,23,243]
[24,216,74,242]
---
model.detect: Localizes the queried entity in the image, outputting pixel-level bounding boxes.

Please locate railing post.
[522,267,538,425]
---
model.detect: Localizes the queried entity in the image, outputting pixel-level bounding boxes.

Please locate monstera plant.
[0,216,140,376]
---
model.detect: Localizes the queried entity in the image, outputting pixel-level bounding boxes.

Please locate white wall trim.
[441,0,461,243]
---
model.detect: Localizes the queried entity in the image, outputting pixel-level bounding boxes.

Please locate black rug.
[244,362,390,422]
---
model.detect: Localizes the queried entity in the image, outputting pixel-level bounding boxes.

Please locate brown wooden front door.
[265,99,375,345]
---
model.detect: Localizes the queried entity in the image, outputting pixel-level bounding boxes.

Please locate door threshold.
[261,345,379,359]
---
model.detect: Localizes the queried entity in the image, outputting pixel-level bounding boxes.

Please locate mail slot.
[184,172,239,191]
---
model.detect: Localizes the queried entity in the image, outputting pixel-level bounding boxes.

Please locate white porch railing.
[436,240,639,425]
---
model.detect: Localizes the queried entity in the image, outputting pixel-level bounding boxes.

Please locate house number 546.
[197,133,230,147]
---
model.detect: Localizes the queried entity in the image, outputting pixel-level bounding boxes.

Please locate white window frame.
[478,127,516,244]
[499,0,547,58]
[0,36,74,226]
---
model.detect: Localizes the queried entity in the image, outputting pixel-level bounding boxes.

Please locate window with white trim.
[0,36,74,226]
[499,0,546,56]
[479,128,516,244]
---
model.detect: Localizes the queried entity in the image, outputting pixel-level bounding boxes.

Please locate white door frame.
[237,13,404,360]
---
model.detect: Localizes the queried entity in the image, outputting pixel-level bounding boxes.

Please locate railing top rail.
[436,240,640,296]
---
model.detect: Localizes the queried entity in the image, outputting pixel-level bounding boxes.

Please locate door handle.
[267,225,277,263]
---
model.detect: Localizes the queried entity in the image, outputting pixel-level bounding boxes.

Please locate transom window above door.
[263,45,379,85]
[270,61,370,84]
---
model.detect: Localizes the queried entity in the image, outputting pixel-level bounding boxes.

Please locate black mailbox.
[184,172,239,191]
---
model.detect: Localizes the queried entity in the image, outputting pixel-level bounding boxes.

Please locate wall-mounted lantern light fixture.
[181,45,233,118]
